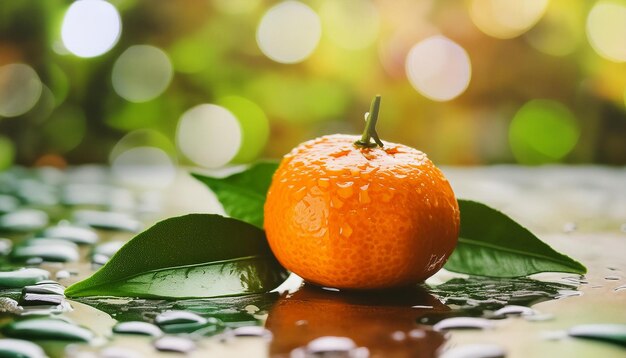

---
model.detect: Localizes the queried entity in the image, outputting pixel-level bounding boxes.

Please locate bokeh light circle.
[111,146,177,189]
[112,45,173,102]
[61,0,122,58]
[509,99,580,164]
[586,1,626,62]
[176,104,242,168]
[0,63,43,118]
[109,129,176,163]
[525,3,582,57]
[469,0,549,39]
[320,0,380,50]
[256,1,322,64]
[405,36,471,101]
[217,96,269,163]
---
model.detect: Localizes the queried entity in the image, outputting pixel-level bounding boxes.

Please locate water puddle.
[1,167,624,357]
[266,284,447,357]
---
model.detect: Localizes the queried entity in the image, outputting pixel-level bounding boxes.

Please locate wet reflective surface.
[0,166,625,357]
[266,284,447,357]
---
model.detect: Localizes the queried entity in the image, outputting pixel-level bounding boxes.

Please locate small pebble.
[43,224,99,245]
[113,321,162,337]
[0,238,13,256]
[56,270,71,280]
[2,318,94,342]
[0,194,19,214]
[22,238,78,249]
[93,241,125,258]
[19,293,64,307]
[61,183,113,207]
[231,326,272,340]
[0,268,50,288]
[73,210,142,233]
[0,209,49,232]
[155,310,207,326]
[493,305,536,317]
[91,254,110,266]
[433,317,495,331]
[153,336,196,353]
[20,300,72,316]
[25,257,43,266]
[0,297,22,314]
[11,242,79,263]
[0,338,46,358]
[155,310,214,334]
[23,282,65,296]
[16,181,57,206]
[568,324,626,347]
[439,343,506,358]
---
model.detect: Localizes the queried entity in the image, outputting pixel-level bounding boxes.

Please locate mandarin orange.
[264,96,459,289]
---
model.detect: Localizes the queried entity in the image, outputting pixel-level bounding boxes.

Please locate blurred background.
[0,0,625,175]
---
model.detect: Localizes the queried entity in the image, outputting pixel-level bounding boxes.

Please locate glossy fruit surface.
[264,96,459,289]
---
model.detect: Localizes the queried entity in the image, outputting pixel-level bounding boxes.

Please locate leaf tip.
[64,282,85,298]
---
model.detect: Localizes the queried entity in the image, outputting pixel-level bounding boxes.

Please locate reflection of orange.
[264,131,459,289]
[266,284,448,357]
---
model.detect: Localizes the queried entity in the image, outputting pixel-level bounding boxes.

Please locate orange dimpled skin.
[264,97,460,290]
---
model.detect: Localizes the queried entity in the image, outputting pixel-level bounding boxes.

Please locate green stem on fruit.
[354,95,384,148]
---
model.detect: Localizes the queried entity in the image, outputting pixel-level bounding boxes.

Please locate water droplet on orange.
[293,187,307,201]
[359,190,371,204]
[331,196,344,209]
[336,182,354,199]
[340,223,353,237]
[317,178,330,188]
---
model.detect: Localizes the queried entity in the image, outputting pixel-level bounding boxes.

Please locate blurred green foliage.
[0,0,625,167]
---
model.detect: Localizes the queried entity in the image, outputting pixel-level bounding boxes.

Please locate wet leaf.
[2,318,94,342]
[445,200,587,277]
[423,276,570,323]
[191,162,278,228]
[65,214,288,299]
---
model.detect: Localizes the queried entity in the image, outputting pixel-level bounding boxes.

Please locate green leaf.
[65,214,288,299]
[444,200,587,277]
[191,162,278,229]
